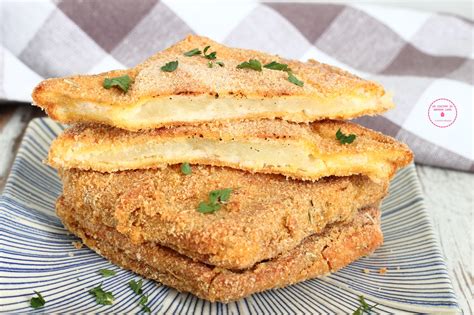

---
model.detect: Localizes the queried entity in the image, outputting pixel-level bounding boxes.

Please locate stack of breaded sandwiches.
[32,35,413,302]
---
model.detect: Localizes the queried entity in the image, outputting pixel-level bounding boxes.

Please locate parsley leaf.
[184,48,201,57]
[203,45,217,60]
[209,188,232,204]
[216,61,225,67]
[237,59,262,71]
[336,128,356,144]
[30,291,46,309]
[99,269,116,277]
[208,61,213,68]
[139,295,152,313]
[205,52,217,60]
[352,295,378,315]
[139,295,148,305]
[129,279,143,295]
[89,283,114,305]
[264,61,291,72]
[181,162,192,175]
[287,72,304,87]
[142,305,152,313]
[161,61,179,72]
[197,188,233,214]
[103,75,132,92]
[198,202,221,213]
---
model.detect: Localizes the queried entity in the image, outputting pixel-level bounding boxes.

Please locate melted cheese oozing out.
[54,137,392,181]
[66,93,393,129]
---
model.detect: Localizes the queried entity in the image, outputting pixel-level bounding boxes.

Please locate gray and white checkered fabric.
[1,1,472,171]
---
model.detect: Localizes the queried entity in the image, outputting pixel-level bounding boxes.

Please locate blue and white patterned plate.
[0,118,460,314]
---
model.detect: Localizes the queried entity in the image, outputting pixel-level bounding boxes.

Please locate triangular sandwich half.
[48,119,413,182]
[33,35,393,130]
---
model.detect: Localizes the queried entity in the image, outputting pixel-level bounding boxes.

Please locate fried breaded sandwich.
[32,35,393,131]
[58,197,382,302]
[49,120,411,182]
[32,35,413,303]
[59,165,389,270]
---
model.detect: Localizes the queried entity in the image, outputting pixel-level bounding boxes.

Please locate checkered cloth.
[1,1,472,172]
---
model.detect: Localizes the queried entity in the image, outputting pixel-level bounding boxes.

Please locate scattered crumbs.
[72,241,83,249]
[363,268,370,274]
[68,252,74,257]
[379,267,387,274]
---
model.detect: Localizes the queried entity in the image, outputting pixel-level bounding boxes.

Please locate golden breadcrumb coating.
[49,119,413,182]
[32,35,393,130]
[59,165,388,269]
[57,198,383,302]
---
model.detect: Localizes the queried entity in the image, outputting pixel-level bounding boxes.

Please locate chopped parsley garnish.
[30,291,46,309]
[209,188,232,204]
[139,295,152,313]
[203,46,217,59]
[161,60,178,72]
[99,269,116,277]
[237,59,303,86]
[184,46,220,62]
[181,162,192,175]
[89,283,114,305]
[103,75,132,92]
[336,128,356,144]
[263,61,303,86]
[264,61,291,72]
[197,202,222,213]
[237,59,262,71]
[197,188,232,214]
[287,72,304,87]
[184,48,201,57]
[206,52,217,60]
[353,295,378,315]
[129,279,143,295]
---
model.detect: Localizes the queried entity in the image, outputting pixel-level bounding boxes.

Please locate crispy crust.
[57,197,383,302]
[32,35,393,130]
[59,165,388,269]
[49,119,413,181]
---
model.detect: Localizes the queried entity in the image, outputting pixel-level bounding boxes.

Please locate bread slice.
[32,35,393,130]
[57,197,383,302]
[49,119,413,182]
[59,165,387,270]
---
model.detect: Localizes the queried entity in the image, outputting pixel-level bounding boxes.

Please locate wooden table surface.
[0,105,472,313]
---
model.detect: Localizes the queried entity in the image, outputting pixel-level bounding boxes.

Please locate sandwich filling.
[48,119,412,181]
[51,93,392,130]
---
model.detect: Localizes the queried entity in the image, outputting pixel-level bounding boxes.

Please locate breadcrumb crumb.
[72,241,83,249]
